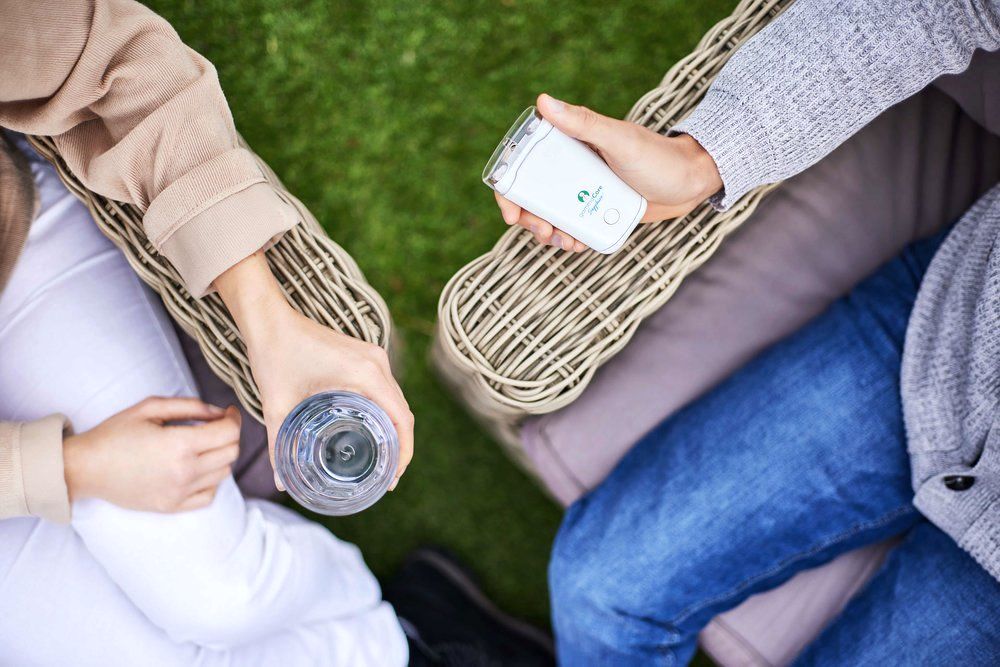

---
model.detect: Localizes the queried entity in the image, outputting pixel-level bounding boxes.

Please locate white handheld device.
[483,106,647,253]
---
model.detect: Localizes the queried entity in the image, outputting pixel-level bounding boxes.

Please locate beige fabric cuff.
[0,421,27,519]
[159,182,299,297]
[0,415,72,523]
[144,148,267,247]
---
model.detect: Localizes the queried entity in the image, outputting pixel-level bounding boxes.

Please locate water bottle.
[274,391,399,516]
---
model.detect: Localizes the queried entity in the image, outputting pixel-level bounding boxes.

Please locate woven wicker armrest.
[26,135,392,423]
[434,0,791,456]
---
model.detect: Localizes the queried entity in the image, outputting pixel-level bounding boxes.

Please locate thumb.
[264,411,285,491]
[537,93,617,150]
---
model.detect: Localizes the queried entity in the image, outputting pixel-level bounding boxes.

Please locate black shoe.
[384,547,555,667]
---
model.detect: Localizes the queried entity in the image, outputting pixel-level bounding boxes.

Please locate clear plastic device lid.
[482,106,543,185]
[274,391,399,516]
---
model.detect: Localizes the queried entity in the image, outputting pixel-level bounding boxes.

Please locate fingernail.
[543,94,564,113]
[208,404,226,414]
[389,478,399,491]
[274,472,285,492]
[550,233,564,248]
[562,236,573,250]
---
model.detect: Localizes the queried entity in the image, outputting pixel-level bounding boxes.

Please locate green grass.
[147,0,733,636]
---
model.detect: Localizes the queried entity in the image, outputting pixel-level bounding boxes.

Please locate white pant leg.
[0,516,392,667]
[0,138,406,665]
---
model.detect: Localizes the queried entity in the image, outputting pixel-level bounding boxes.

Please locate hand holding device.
[492,94,723,251]
[485,105,648,253]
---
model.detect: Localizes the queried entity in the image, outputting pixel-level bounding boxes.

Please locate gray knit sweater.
[675,0,1000,581]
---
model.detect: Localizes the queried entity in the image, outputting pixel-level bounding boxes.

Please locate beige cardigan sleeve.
[0,0,297,296]
[0,416,72,523]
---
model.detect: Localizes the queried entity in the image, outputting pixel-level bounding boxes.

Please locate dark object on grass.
[385,548,555,667]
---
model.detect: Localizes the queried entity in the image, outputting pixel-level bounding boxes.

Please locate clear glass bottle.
[274,391,399,516]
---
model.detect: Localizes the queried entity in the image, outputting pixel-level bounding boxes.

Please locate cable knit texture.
[901,189,1000,582]
[677,0,1000,581]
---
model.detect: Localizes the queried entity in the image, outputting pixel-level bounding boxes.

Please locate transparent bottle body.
[274,391,399,516]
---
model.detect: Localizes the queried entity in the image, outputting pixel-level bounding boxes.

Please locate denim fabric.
[796,522,1000,665]
[549,231,1000,665]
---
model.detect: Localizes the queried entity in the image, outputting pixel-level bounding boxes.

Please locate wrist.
[63,434,98,502]
[675,133,723,203]
[214,252,294,348]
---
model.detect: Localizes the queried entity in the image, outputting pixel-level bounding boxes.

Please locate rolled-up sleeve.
[157,181,297,296]
[0,0,297,296]
[0,416,72,523]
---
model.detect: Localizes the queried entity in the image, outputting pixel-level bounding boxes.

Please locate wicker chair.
[434,0,897,665]
[434,1,784,461]
[25,135,393,424]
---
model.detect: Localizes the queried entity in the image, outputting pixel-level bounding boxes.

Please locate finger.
[375,359,412,439]
[177,488,216,512]
[519,208,581,251]
[382,360,408,405]
[195,442,239,475]
[362,375,414,483]
[374,365,414,470]
[517,210,582,251]
[259,406,286,491]
[548,229,581,252]
[494,192,522,225]
[537,93,618,151]
[265,419,285,492]
[176,406,242,452]
[367,347,409,412]
[190,464,232,494]
[137,396,226,424]
[572,239,588,252]
[518,210,554,244]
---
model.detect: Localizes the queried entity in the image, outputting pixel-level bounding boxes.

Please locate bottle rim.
[274,391,399,516]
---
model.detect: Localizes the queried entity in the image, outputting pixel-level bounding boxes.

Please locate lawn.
[147,0,734,636]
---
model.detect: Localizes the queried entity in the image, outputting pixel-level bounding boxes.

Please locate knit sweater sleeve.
[0,0,297,296]
[0,416,72,523]
[674,0,1000,210]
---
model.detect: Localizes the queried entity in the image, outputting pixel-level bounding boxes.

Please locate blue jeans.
[548,232,1000,665]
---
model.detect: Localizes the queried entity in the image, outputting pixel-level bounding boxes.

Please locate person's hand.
[247,305,414,492]
[214,253,414,491]
[495,93,723,251]
[63,397,241,512]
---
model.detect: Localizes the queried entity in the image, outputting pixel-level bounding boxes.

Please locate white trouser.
[0,138,408,667]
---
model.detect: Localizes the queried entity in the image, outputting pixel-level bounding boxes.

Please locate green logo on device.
[577,185,605,219]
